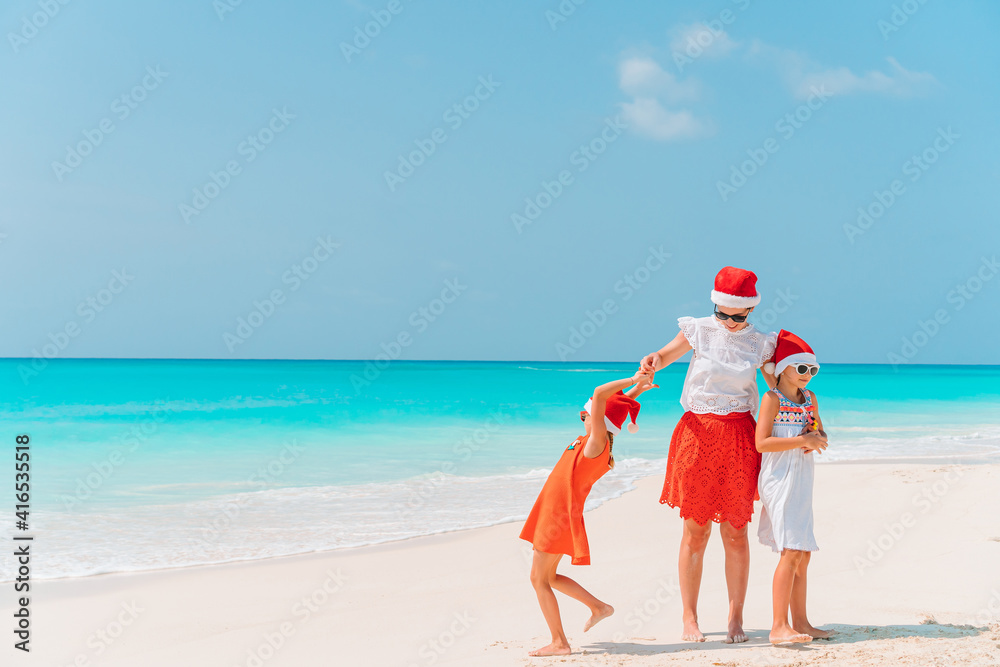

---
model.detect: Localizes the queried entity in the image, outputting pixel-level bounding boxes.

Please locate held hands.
[631,369,659,392]
[798,413,828,453]
[639,353,658,374]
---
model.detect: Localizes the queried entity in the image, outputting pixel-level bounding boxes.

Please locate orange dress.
[519,435,612,565]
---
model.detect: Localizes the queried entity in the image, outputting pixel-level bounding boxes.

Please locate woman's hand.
[639,353,658,374]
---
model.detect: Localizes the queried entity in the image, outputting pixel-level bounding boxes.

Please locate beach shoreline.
[5,460,999,666]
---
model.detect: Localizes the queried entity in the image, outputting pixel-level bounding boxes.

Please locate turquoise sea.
[2,359,999,580]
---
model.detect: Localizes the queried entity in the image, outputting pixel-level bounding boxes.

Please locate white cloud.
[619,98,709,141]
[617,56,708,141]
[749,41,938,99]
[794,57,937,99]
[619,56,701,102]
[669,22,739,60]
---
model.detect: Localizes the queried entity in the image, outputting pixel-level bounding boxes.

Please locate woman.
[640,266,777,644]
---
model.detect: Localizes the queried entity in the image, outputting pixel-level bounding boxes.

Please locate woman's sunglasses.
[794,364,819,376]
[714,307,750,323]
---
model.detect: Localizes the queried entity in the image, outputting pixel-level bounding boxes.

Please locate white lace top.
[677,316,778,417]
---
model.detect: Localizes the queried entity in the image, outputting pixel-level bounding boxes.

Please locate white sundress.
[757,387,819,553]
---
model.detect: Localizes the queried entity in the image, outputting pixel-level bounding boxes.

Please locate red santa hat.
[763,329,819,377]
[583,390,641,434]
[710,266,761,309]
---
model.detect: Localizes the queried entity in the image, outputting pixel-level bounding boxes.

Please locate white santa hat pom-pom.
[763,361,775,375]
[627,422,639,434]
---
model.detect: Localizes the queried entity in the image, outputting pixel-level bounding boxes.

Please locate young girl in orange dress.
[519,369,657,657]
[640,266,777,644]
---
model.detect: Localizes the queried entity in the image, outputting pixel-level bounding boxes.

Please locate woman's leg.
[528,550,571,656]
[790,552,832,638]
[770,549,812,644]
[719,521,749,643]
[679,518,712,641]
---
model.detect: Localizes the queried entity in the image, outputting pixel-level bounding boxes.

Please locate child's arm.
[583,370,654,459]
[754,391,828,453]
[640,331,692,373]
[625,371,658,400]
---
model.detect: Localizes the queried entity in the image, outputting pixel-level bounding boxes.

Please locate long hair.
[607,432,615,469]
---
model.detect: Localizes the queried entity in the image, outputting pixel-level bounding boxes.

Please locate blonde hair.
[607,432,615,469]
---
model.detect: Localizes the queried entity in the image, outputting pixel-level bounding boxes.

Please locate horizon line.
[2,357,999,368]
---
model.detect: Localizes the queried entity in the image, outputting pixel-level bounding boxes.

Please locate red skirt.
[659,411,760,529]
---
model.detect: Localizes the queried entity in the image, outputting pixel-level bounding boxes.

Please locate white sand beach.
[7,461,1000,666]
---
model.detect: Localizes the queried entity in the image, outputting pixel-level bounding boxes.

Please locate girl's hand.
[631,369,658,391]
[801,430,828,453]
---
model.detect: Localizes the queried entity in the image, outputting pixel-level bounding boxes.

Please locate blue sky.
[1,0,998,364]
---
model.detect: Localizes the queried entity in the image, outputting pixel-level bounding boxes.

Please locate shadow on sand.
[579,622,989,657]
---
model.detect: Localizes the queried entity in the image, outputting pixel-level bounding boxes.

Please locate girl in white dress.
[756,329,832,644]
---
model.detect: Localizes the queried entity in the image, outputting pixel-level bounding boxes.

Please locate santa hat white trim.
[582,399,622,435]
[774,352,819,378]
[711,290,760,309]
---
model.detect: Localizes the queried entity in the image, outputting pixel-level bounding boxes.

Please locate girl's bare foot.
[769,628,813,645]
[725,618,748,643]
[583,604,614,632]
[528,641,571,657]
[793,623,835,639]
[682,618,706,642]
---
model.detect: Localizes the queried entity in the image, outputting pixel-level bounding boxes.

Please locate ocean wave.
[0,458,666,582]
[3,425,998,582]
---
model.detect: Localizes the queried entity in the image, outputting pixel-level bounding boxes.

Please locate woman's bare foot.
[528,641,571,657]
[769,627,813,645]
[583,603,614,632]
[725,618,748,643]
[682,618,706,642]
[793,623,835,640]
